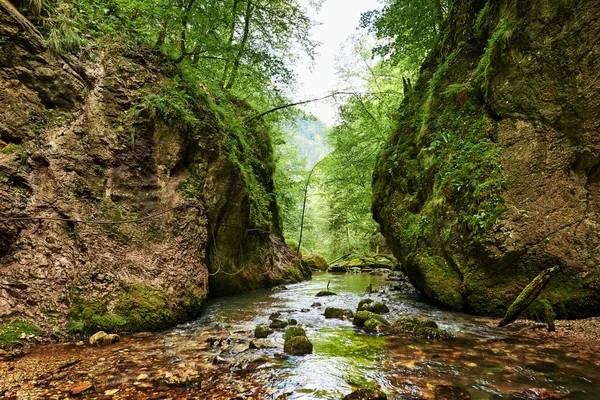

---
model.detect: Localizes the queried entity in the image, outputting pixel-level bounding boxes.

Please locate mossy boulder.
[254,324,271,338]
[302,253,329,272]
[284,335,313,355]
[324,307,354,320]
[396,316,453,340]
[284,326,307,341]
[283,326,313,355]
[364,318,392,334]
[357,300,390,314]
[316,290,337,297]
[353,311,390,331]
[269,319,289,329]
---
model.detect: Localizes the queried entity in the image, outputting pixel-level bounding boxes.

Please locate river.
[1,272,599,399]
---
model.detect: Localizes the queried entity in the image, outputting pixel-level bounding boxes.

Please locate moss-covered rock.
[284,335,313,355]
[254,324,271,338]
[372,0,600,318]
[283,326,312,355]
[343,388,387,400]
[316,290,337,297]
[302,253,329,272]
[324,307,354,320]
[353,311,390,329]
[364,318,392,334]
[357,300,390,314]
[396,316,453,340]
[269,319,288,329]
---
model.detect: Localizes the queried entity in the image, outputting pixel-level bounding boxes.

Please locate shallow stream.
[2,272,600,399]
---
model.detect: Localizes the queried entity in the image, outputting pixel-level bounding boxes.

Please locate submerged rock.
[434,385,471,400]
[316,290,337,297]
[152,369,203,387]
[342,388,387,400]
[254,324,271,338]
[396,317,452,340]
[324,307,354,320]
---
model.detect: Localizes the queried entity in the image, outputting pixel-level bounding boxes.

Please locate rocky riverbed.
[2,273,600,399]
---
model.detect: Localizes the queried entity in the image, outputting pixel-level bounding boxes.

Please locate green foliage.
[360,0,451,70]
[0,320,42,349]
[1,143,20,155]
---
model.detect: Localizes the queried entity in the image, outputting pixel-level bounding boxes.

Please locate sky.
[294,0,381,126]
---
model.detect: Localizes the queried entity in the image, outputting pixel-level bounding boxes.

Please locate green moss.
[415,255,464,310]
[353,311,389,328]
[396,316,452,340]
[67,283,206,334]
[1,143,20,155]
[0,320,42,349]
[284,326,307,342]
[473,17,514,96]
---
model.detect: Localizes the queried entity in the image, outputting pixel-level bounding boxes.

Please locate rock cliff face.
[0,3,307,338]
[373,0,600,318]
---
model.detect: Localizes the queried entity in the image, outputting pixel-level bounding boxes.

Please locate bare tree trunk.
[225,0,253,90]
[221,0,240,87]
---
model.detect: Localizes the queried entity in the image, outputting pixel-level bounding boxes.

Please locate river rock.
[342,388,387,400]
[357,299,389,314]
[316,290,337,297]
[396,317,452,340]
[435,385,471,400]
[89,331,120,345]
[285,335,313,355]
[364,317,392,334]
[270,319,289,329]
[254,324,271,338]
[269,311,282,320]
[153,369,203,387]
[324,307,354,320]
[283,327,313,355]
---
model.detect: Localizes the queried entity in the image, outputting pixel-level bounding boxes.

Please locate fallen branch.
[247,91,401,121]
[498,266,560,327]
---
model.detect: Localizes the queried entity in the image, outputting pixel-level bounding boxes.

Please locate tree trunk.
[155,17,168,47]
[498,266,559,327]
[221,0,240,87]
[225,0,253,90]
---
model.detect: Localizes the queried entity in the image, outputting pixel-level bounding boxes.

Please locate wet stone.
[269,319,289,329]
[343,388,387,400]
[269,311,282,320]
[315,290,337,297]
[434,385,471,400]
[324,307,354,320]
[71,381,93,395]
[254,324,270,338]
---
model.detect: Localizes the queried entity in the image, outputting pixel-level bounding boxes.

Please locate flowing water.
[2,272,600,399]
